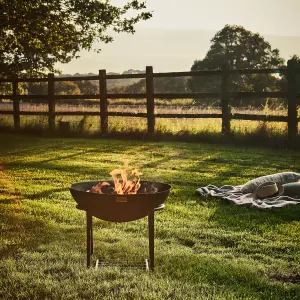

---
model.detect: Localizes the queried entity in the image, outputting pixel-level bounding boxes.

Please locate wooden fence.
[0,60,299,143]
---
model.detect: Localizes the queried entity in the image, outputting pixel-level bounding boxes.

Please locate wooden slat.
[54,111,147,117]
[17,111,49,116]
[153,70,221,77]
[0,110,14,114]
[54,75,99,81]
[221,62,230,134]
[287,60,298,144]
[232,114,288,122]
[1,94,49,100]
[12,74,20,129]
[108,93,146,99]
[230,68,287,75]
[230,92,287,98]
[154,92,220,99]
[155,113,222,118]
[146,66,155,134]
[48,73,55,130]
[0,78,12,83]
[99,69,108,133]
[55,111,101,116]
[55,94,99,100]
[0,95,13,99]
[108,112,147,117]
[16,94,49,99]
[17,77,48,83]
[106,73,145,79]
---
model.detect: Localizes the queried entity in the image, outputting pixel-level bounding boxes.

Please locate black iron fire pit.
[69,180,171,270]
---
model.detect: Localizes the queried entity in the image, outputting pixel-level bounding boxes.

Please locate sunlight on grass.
[0,134,300,299]
[156,118,221,134]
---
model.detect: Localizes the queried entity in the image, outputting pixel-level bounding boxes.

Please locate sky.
[56,0,300,74]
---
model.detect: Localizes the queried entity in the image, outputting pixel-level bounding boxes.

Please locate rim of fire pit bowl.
[69,180,171,222]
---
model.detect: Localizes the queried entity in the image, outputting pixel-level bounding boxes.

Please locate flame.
[110,168,142,195]
[89,168,142,195]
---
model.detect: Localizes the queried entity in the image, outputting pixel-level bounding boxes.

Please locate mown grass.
[0,133,300,299]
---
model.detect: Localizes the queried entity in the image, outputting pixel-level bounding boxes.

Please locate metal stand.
[148,210,154,271]
[86,212,93,268]
[86,206,163,270]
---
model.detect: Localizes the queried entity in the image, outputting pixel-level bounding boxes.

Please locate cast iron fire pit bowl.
[69,180,171,222]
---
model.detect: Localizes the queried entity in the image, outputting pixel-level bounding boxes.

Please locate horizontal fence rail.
[0,91,293,100]
[0,60,299,144]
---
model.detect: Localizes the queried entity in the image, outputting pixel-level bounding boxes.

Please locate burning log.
[88,168,142,195]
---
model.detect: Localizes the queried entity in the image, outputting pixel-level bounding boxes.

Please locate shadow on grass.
[159,253,300,299]
[0,197,86,262]
[25,187,68,200]
[1,207,58,258]
[196,195,300,230]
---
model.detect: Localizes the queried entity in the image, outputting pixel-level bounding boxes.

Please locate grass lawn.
[0,133,300,299]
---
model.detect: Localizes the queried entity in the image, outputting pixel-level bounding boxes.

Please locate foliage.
[154,77,190,93]
[55,81,81,95]
[26,81,81,96]
[0,82,12,95]
[196,25,284,70]
[0,0,152,75]
[76,80,98,95]
[26,82,48,95]
[0,134,300,299]
[189,25,285,106]
[111,77,190,94]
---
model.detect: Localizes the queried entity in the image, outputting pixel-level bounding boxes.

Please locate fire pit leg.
[91,220,94,255]
[86,212,93,268]
[148,209,155,271]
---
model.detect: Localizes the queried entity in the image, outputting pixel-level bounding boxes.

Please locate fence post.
[221,62,230,134]
[12,74,20,130]
[48,73,55,131]
[99,69,108,133]
[287,59,298,145]
[146,66,155,135]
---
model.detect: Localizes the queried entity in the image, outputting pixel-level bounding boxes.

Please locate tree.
[55,81,81,95]
[0,0,151,76]
[189,25,285,106]
[76,80,98,95]
[111,77,189,94]
[26,82,48,95]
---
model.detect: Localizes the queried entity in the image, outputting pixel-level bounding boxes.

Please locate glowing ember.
[88,168,142,195]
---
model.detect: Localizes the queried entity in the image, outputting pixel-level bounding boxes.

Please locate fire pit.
[69,179,171,270]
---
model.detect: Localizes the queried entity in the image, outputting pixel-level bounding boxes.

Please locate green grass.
[0,133,300,299]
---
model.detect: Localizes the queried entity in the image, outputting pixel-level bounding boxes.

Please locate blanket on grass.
[196,172,300,209]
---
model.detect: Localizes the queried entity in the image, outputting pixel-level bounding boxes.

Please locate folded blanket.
[196,172,300,209]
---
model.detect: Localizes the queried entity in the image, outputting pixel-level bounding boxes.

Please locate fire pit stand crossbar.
[85,205,164,271]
